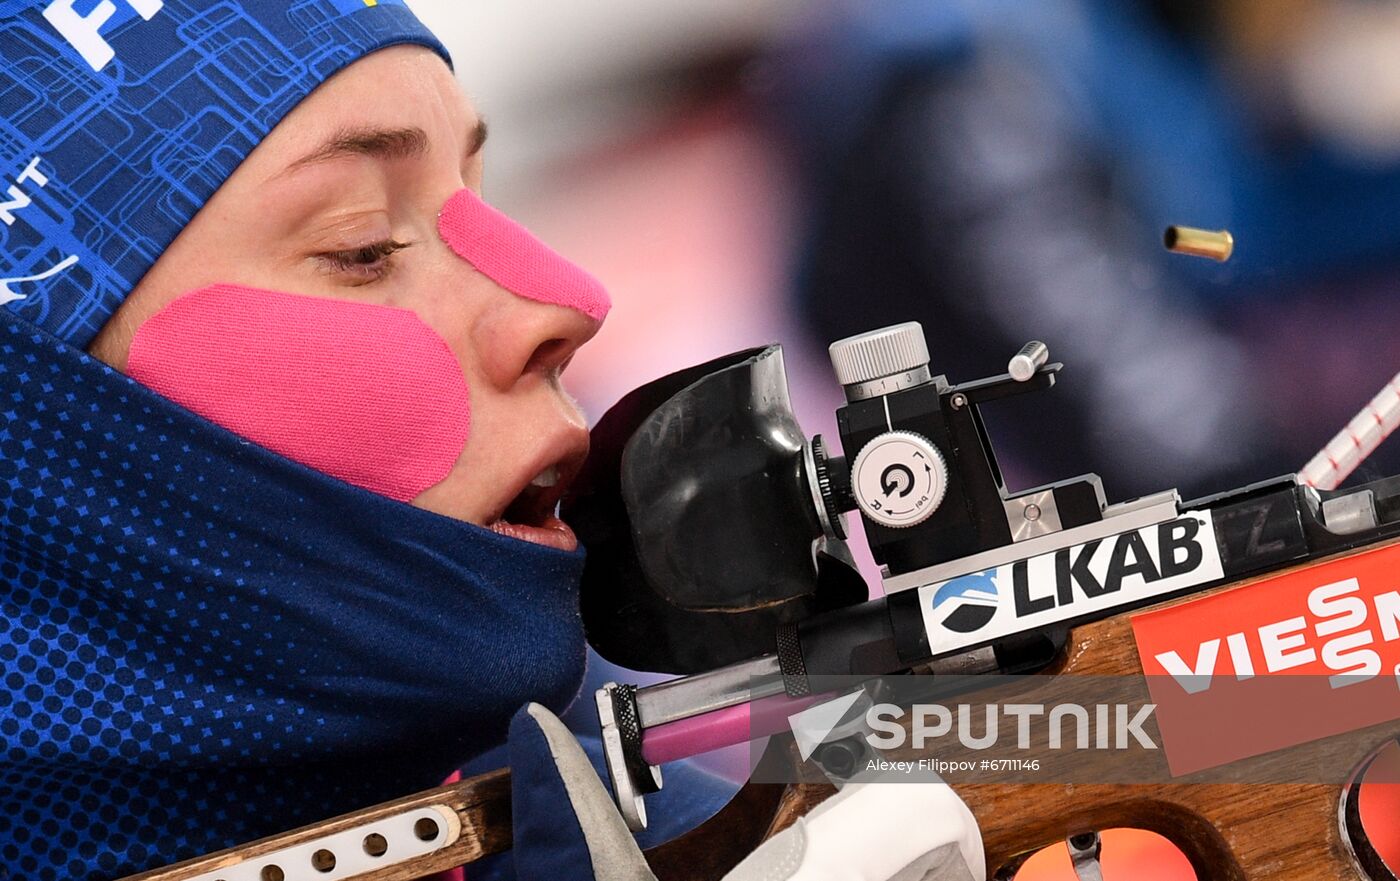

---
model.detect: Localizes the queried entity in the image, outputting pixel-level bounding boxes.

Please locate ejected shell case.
[1164,226,1234,262]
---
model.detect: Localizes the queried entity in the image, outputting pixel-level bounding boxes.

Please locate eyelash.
[314,239,412,284]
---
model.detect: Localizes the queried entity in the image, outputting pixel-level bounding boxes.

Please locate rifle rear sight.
[811,323,1105,582]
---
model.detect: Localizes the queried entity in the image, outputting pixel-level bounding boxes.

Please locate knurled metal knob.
[828,322,932,401]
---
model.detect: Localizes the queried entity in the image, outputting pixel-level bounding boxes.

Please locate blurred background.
[413,0,1400,876]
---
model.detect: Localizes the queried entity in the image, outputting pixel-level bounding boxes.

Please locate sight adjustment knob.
[850,430,948,529]
[828,322,933,402]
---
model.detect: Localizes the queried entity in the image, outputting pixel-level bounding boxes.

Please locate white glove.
[514,703,985,881]
[722,778,985,881]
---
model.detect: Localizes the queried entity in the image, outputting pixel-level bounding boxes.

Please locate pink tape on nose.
[437,188,611,321]
[128,285,471,503]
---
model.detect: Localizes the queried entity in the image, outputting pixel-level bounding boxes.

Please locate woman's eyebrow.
[467,118,489,158]
[285,126,429,172]
[280,120,487,175]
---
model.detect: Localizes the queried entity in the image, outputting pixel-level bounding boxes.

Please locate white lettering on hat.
[43,0,165,73]
[0,155,78,304]
[0,255,79,306]
[0,157,50,227]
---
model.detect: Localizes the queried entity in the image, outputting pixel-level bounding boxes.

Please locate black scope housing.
[820,361,1110,577]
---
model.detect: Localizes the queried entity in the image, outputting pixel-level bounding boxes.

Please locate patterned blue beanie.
[0,0,450,348]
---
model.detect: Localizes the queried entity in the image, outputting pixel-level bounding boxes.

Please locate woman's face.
[87,45,598,549]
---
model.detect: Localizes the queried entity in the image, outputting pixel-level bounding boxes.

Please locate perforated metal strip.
[181,804,459,881]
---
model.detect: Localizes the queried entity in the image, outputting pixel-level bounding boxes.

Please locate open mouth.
[487,461,580,551]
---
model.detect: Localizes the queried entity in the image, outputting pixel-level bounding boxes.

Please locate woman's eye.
[313,239,412,284]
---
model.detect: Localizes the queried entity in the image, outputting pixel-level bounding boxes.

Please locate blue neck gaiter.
[0,311,589,878]
[0,6,594,879]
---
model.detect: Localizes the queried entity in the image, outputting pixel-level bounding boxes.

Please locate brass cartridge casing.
[1164,226,1234,262]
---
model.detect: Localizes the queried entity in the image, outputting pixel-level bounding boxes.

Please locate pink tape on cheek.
[437,188,611,322]
[127,285,471,503]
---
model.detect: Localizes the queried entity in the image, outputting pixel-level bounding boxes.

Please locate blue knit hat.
[0,0,450,347]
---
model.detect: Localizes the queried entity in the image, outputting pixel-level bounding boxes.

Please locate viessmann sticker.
[1132,540,1400,775]
[918,510,1223,658]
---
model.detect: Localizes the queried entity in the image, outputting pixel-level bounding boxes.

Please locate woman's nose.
[437,188,611,322]
[491,297,603,389]
[436,186,609,389]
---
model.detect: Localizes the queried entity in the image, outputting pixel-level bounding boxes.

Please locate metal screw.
[950,393,967,409]
[1024,504,1041,522]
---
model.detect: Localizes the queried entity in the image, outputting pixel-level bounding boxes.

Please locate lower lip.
[488,514,579,552]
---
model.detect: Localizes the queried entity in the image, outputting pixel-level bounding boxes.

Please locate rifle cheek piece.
[560,345,867,674]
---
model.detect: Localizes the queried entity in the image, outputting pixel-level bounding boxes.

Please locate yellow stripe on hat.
[363,0,378,5]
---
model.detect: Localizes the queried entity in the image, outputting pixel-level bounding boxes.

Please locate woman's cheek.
[127,283,471,502]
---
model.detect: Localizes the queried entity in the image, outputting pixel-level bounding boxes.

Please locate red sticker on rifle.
[1131,541,1400,775]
